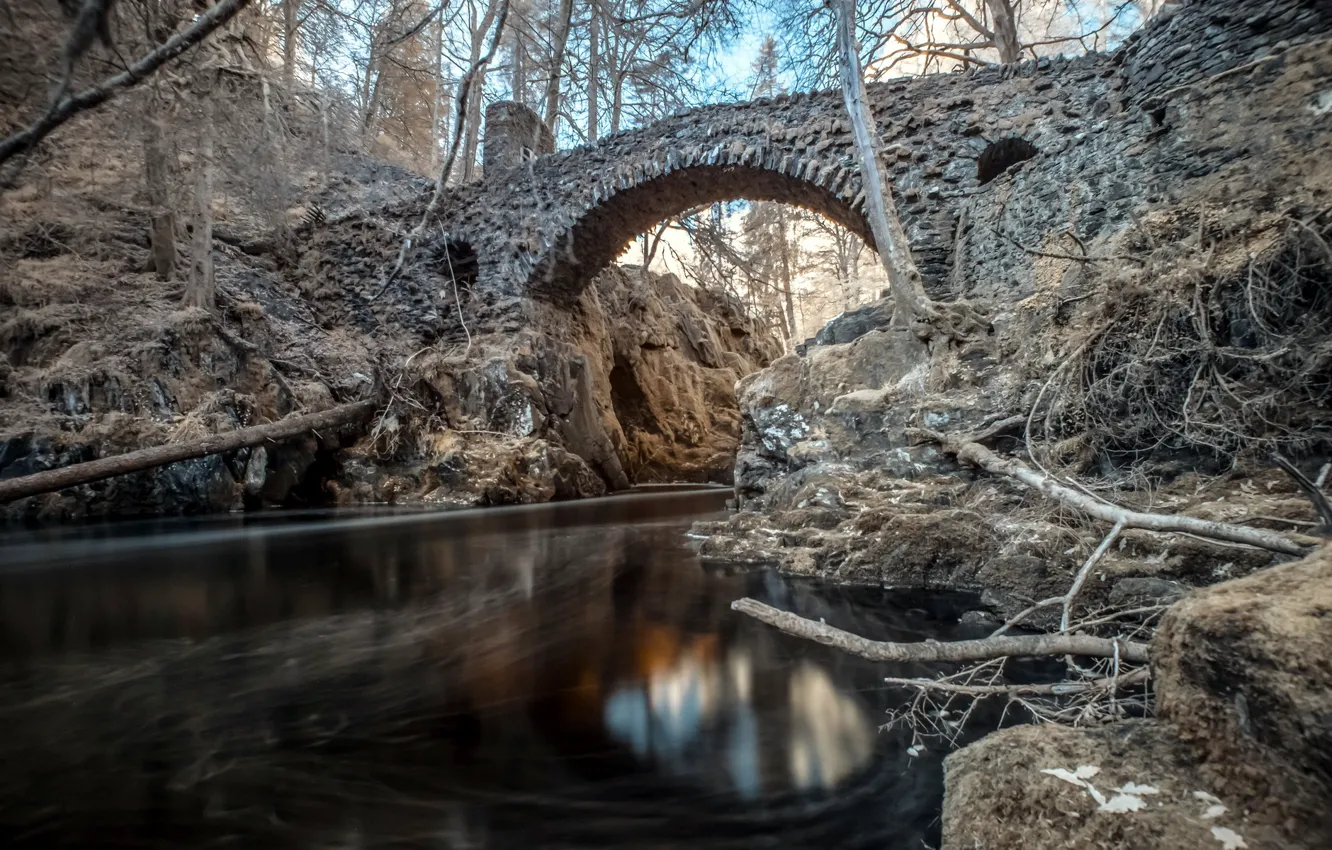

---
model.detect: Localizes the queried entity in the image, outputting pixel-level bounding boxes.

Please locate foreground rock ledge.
[942,547,1332,850]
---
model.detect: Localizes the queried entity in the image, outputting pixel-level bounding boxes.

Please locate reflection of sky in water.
[603,646,873,799]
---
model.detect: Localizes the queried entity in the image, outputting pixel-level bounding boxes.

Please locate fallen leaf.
[1115,782,1160,796]
[1099,794,1147,813]
[1212,826,1247,849]
[1040,768,1090,788]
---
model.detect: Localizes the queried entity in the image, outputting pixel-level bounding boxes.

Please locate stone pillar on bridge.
[483,102,555,175]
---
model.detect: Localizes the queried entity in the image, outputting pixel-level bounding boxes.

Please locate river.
[0,489,1021,848]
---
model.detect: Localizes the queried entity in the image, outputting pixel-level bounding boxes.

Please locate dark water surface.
[0,490,1007,849]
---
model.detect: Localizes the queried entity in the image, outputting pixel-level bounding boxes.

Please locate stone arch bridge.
[427,0,1325,305]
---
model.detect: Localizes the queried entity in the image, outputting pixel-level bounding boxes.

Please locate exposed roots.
[1046,215,1332,464]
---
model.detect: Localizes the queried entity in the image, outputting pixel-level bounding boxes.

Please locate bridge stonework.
[433,0,1327,304]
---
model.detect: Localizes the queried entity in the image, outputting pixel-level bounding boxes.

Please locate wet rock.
[958,609,999,627]
[1109,576,1188,607]
[812,301,892,347]
[942,721,1301,850]
[944,547,1332,850]
[242,446,268,496]
[1153,547,1332,837]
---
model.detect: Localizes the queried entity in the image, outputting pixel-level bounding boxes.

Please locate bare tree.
[183,85,216,310]
[833,0,932,326]
[460,0,504,180]
[541,0,575,134]
[282,0,301,88]
[142,88,177,280]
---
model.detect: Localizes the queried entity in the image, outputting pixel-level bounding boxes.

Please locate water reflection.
[0,491,1010,849]
[603,640,875,800]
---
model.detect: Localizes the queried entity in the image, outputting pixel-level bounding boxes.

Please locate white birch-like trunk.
[833,0,932,326]
[985,0,1022,64]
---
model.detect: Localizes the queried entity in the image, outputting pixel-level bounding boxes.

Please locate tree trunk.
[461,0,501,181]
[833,0,932,326]
[0,401,376,505]
[260,77,292,255]
[283,0,300,88]
[985,0,1022,64]
[461,78,484,180]
[318,90,330,179]
[542,0,574,136]
[143,98,176,280]
[836,232,852,309]
[360,40,378,136]
[776,206,797,340]
[610,69,623,134]
[586,3,599,142]
[429,12,447,173]
[508,6,526,106]
[183,93,215,310]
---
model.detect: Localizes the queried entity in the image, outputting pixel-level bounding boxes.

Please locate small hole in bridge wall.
[438,239,478,289]
[977,137,1039,185]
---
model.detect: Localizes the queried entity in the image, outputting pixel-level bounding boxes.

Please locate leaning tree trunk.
[832,0,933,326]
[183,93,215,310]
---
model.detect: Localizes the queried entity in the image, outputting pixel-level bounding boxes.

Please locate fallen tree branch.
[907,428,1312,556]
[0,0,252,169]
[1061,520,1125,632]
[731,598,1150,663]
[883,666,1150,697]
[0,400,376,504]
[988,520,1126,638]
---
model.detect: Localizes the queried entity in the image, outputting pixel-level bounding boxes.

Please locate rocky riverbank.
[690,22,1332,850]
[0,151,778,522]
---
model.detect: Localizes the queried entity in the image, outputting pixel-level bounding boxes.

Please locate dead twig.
[884,666,1150,698]
[1271,452,1332,534]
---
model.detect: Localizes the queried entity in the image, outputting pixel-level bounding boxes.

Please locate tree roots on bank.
[1043,214,1332,463]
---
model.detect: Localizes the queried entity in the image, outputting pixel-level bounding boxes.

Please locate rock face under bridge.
[420,0,1326,311]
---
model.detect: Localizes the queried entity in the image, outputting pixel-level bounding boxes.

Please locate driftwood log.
[0,399,376,504]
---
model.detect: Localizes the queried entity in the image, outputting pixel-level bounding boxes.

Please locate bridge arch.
[525,153,874,300]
